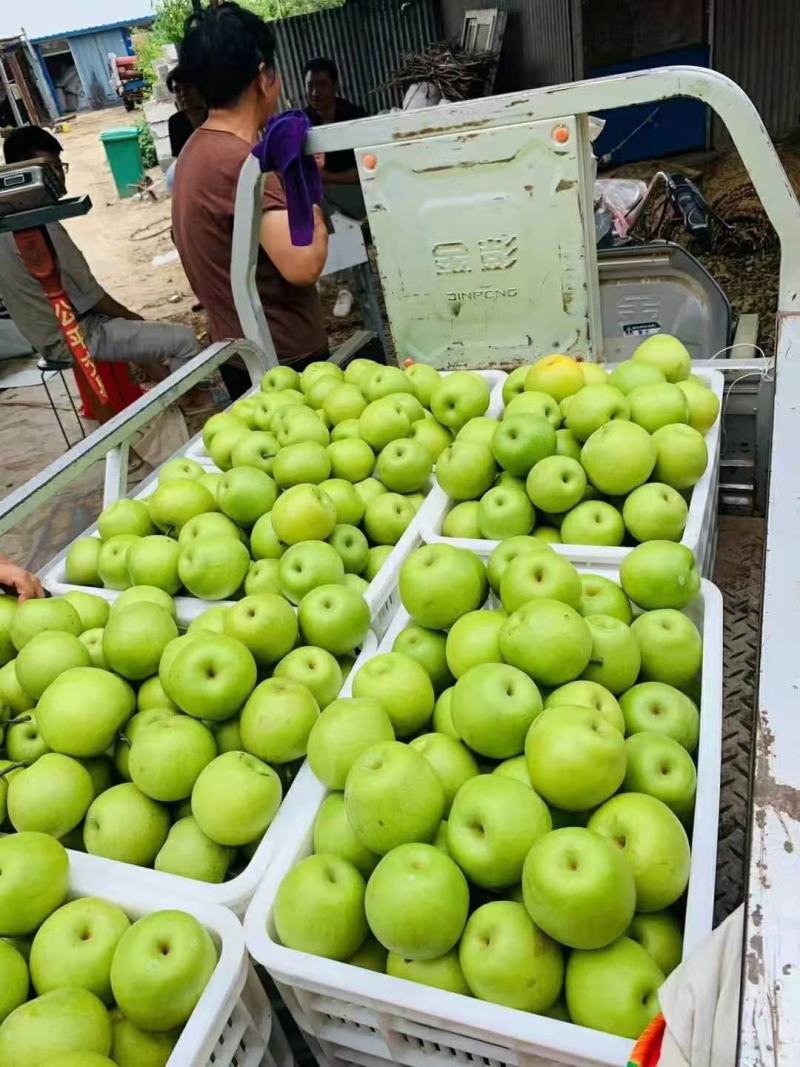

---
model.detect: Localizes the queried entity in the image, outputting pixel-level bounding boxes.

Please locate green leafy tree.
[135,0,344,84]
[136,116,158,168]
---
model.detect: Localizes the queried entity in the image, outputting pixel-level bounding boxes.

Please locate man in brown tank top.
[172,2,329,378]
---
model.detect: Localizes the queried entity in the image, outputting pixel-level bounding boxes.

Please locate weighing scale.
[0,157,141,421]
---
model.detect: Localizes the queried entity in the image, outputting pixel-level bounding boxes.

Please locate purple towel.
[251,110,322,247]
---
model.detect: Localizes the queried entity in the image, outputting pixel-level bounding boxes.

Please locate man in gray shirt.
[0,126,200,374]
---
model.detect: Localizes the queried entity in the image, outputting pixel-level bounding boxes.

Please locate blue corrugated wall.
[69,28,128,108]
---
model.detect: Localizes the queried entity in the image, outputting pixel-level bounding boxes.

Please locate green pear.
[83,784,169,867]
[63,592,110,632]
[0,939,28,1024]
[0,597,17,667]
[110,1008,179,1067]
[129,717,217,802]
[10,598,82,651]
[6,712,49,765]
[30,897,130,1004]
[191,751,282,847]
[36,667,135,758]
[7,754,94,839]
[154,817,233,884]
[15,632,91,701]
[0,988,112,1066]
[110,911,217,1031]
[0,660,34,714]
[0,832,69,936]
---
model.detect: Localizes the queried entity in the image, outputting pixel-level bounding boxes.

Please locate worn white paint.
[740,310,800,1066]
[358,114,600,367]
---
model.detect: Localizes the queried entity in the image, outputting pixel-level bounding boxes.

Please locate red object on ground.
[13,227,142,421]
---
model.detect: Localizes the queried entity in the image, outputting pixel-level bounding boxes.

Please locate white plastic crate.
[41,440,440,632]
[42,505,421,635]
[183,369,507,465]
[420,369,724,576]
[244,572,723,1067]
[63,852,294,1067]
[54,631,377,913]
[41,370,506,625]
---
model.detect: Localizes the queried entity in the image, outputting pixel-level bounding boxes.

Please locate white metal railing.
[0,339,267,537]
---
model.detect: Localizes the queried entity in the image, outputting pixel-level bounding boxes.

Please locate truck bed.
[713,515,763,926]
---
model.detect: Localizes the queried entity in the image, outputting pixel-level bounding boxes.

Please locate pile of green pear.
[272,537,707,1041]
[63,359,497,603]
[0,833,218,1066]
[436,337,720,547]
[0,572,371,885]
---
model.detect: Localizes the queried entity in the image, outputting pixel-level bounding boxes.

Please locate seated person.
[167,65,207,160]
[304,56,368,318]
[0,127,200,375]
[172,1,329,381]
[304,56,367,219]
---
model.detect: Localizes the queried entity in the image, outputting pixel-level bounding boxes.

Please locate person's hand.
[0,555,44,601]
[314,153,326,170]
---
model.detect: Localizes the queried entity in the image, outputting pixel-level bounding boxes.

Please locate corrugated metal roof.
[712,0,800,140]
[0,1,152,43]
[32,17,152,44]
[274,0,441,113]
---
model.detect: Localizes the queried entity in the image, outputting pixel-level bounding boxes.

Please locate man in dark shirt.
[0,126,200,374]
[166,66,208,159]
[304,57,367,316]
[303,57,367,214]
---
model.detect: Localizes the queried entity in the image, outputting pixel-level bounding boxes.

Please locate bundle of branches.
[380,41,497,101]
[704,145,800,255]
[708,184,775,255]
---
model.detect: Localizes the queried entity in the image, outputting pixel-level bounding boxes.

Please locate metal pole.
[0,338,268,537]
[0,51,25,128]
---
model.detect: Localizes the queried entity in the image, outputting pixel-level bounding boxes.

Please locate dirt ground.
[57,110,200,329]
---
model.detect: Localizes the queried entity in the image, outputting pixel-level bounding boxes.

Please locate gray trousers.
[82,315,202,373]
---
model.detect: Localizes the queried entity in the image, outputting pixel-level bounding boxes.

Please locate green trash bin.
[99,127,144,198]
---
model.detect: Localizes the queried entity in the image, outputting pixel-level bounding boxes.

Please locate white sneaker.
[333,287,354,318]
